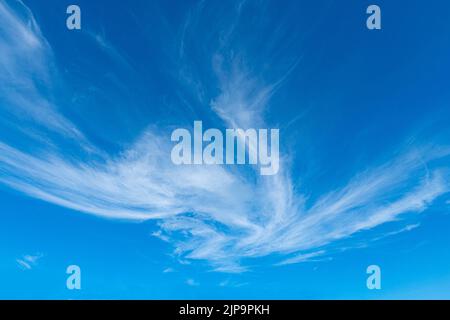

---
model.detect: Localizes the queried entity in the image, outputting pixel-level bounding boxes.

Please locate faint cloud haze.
[16,253,43,270]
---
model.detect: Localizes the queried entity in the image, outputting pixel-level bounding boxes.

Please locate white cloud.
[152,230,170,242]
[276,250,327,266]
[367,223,421,243]
[219,279,248,287]
[16,259,32,270]
[1,1,450,274]
[0,0,93,151]
[186,278,199,286]
[16,253,43,270]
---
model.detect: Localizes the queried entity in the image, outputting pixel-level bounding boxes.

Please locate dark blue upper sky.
[1,0,450,299]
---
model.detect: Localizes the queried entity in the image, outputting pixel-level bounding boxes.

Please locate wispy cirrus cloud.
[275,250,327,266]
[1,0,449,273]
[186,278,199,286]
[219,279,248,287]
[0,0,94,152]
[16,253,43,270]
[163,267,175,273]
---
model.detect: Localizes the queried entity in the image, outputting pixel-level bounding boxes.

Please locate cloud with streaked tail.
[0,0,449,273]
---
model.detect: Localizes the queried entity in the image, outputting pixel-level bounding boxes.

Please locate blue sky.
[1,0,450,299]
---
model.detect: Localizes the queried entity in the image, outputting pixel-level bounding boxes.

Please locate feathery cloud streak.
[0,1,449,272]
